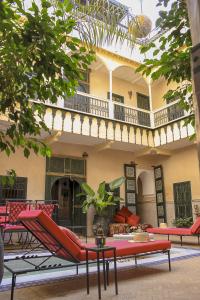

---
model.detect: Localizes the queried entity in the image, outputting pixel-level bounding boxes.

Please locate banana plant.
[78,176,125,216]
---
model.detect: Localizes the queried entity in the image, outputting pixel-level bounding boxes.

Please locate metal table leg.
[97,251,101,299]
[86,250,89,294]
[102,250,107,290]
[113,249,118,295]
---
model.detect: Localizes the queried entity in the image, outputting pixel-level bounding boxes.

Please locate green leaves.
[109,176,125,191]
[81,183,95,197]
[79,177,125,215]
[136,0,194,130]
[0,0,95,159]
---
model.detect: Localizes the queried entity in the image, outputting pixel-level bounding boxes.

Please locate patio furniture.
[4,210,171,300]
[3,202,29,245]
[35,203,55,217]
[147,217,200,246]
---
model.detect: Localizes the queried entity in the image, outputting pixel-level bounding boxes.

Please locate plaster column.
[148,79,154,128]
[108,70,114,119]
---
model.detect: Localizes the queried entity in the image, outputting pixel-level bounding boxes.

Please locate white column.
[109,70,114,119]
[57,96,64,107]
[148,80,154,128]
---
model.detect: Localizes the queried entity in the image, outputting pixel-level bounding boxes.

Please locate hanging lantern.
[128,14,152,38]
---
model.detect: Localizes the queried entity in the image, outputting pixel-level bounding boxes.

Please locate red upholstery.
[18,210,81,261]
[147,227,192,235]
[7,202,29,224]
[4,224,25,231]
[18,210,171,263]
[127,215,140,226]
[148,218,200,236]
[79,240,171,261]
[60,226,84,248]
[113,214,126,223]
[36,204,55,218]
[190,217,200,234]
[118,206,132,218]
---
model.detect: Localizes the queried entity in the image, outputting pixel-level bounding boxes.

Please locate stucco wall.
[0,149,46,200]
[90,69,149,107]
[152,80,178,110]
[156,145,200,225]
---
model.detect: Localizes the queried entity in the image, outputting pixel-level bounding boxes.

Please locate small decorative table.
[85,246,118,299]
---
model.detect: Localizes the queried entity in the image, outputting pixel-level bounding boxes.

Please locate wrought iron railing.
[64,92,151,127]
[113,102,151,127]
[37,92,190,129]
[154,100,186,127]
[64,92,109,118]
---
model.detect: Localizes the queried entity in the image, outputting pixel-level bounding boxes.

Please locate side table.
[85,246,118,299]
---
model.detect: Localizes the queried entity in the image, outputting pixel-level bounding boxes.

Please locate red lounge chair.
[4,210,171,300]
[147,217,200,246]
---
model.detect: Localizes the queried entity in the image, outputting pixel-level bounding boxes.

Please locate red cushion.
[4,224,25,231]
[60,227,83,248]
[147,227,192,235]
[113,214,126,223]
[127,215,140,226]
[118,206,132,218]
[18,210,81,261]
[190,217,200,234]
[78,240,171,261]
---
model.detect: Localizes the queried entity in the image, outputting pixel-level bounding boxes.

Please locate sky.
[117,0,169,29]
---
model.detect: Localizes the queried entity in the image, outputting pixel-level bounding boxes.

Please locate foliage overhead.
[136,0,194,130]
[0,0,94,159]
[79,176,125,216]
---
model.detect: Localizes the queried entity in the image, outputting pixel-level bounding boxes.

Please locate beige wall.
[0,149,46,200]
[152,80,178,110]
[155,145,200,224]
[90,70,149,107]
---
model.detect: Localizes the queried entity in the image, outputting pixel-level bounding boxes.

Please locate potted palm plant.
[79,176,125,235]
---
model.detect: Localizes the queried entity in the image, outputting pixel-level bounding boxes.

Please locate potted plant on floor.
[79,177,125,236]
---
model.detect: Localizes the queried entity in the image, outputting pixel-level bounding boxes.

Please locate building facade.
[0,47,198,235]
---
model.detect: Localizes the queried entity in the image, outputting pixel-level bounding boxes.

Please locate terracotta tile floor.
[1,235,200,300]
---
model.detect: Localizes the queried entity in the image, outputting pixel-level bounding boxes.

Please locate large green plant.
[79,177,125,216]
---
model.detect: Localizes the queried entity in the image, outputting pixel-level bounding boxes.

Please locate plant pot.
[93,215,110,236]
[0,227,4,284]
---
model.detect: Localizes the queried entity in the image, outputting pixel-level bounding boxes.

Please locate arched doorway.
[51,177,86,227]
[136,170,157,226]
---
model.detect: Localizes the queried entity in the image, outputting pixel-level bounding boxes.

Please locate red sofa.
[147,217,200,246]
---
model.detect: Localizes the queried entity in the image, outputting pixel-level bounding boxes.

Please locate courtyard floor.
[0,235,199,300]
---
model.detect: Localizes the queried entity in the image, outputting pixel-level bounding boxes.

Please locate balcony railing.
[40,92,191,129]
[64,91,151,127]
[154,100,187,127]
[64,92,109,118]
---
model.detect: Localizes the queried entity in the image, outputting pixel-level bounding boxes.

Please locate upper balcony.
[30,50,194,152]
